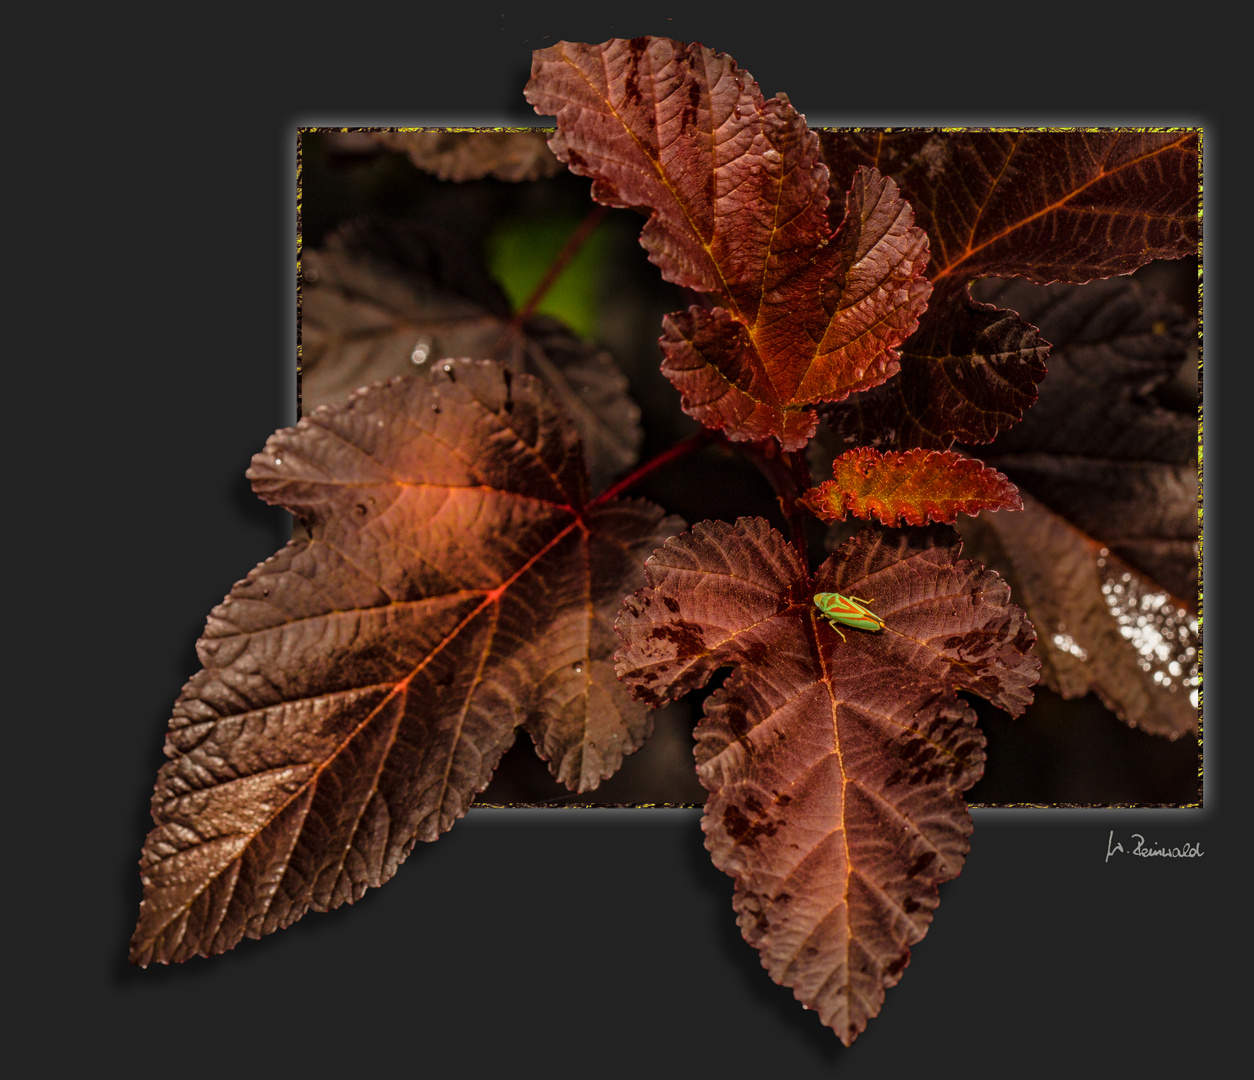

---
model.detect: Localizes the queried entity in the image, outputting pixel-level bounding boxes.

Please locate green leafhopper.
[812,591,886,641]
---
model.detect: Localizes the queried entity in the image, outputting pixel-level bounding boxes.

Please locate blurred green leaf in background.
[486,212,611,339]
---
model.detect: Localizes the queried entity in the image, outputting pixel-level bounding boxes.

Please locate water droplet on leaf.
[410,335,433,365]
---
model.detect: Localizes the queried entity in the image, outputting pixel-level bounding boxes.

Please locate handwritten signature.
[1105,830,1203,863]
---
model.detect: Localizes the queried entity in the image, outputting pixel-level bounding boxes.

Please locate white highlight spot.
[1051,632,1089,661]
[410,336,433,365]
[1098,558,1198,697]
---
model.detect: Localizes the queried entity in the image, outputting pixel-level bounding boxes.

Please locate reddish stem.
[495,204,611,348]
[740,442,815,568]
[590,429,716,508]
[784,449,815,570]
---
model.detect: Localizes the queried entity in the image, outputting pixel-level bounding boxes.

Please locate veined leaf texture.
[131,34,1200,1052]
[131,362,681,964]
[615,519,1039,1042]
[526,38,932,449]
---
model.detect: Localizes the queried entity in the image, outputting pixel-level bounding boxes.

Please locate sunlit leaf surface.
[526,38,931,449]
[131,362,681,965]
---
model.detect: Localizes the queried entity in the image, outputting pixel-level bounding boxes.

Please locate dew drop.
[1100,567,1199,701]
[274,458,282,465]
[573,661,584,674]
[431,401,441,414]
[354,503,368,516]
[410,335,433,365]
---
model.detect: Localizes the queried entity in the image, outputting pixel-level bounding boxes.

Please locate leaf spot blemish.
[646,619,705,657]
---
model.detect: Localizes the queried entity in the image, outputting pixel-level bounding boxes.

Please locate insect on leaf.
[614,518,1039,1043]
[813,591,886,640]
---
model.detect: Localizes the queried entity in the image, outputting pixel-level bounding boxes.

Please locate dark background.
[27,6,1239,1075]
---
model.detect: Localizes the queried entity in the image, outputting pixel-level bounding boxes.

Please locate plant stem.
[497,204,611,346]
[784,450,814,570]
[589,429,715,508]
[740,442,815,568]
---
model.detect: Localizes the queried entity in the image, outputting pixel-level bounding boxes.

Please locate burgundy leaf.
[822,293,1050,450]
[955,276,1197,736]
[364,128,563,181]
[970,276,1197,601]
[131,361,682,965]
[958,491,1196,739]
[821,131,1199,288]
[301,217,642,490]
[800,448,1021,527]
[526,38,930,449]
[820,129,1199,448]
[615,518,1038,1042]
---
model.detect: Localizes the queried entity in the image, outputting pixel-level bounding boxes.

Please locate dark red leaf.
[822,293,1050,450]
[959,491,1197,740]
[799,448,1021,527]
[615,518,1038,1042]
[821,131,1199,288]
[525,39,930,449]
[971,276,1197,600]
[301,218,643,492]
[131,362,682,965]
[955,276,1198,736]
[359,128,564,181]
[820,130,1199,448]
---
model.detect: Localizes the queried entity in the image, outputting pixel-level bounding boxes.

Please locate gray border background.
[26,5,1239,1075]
